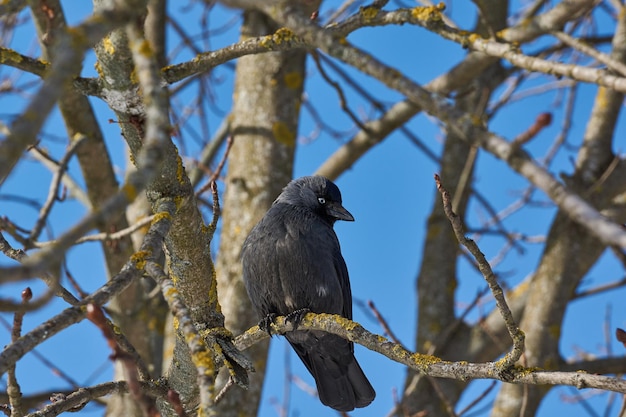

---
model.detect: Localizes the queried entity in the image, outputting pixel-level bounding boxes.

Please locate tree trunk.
[213,4,317,415]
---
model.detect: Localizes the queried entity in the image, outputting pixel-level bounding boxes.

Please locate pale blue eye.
[318,197,326,205]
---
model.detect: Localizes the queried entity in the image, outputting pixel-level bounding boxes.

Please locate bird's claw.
[285,308,310,330]
[259,313,277,336]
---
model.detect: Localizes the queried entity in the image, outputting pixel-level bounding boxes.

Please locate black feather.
[242,176,375,411]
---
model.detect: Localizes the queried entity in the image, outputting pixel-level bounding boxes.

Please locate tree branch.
[235,313,626,394]
[263,2,626,249]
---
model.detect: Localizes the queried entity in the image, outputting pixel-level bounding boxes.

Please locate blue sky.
[1,1,625,416]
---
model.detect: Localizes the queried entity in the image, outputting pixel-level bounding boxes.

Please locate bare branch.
[435,173,525,368]
[511,112,553,148]
[0,200,171,376]
[28,135,86,246]
[28,146,90,209]
[236,313,626,394]
[27,381,170,417]
[262,5,626,251]
[6,287,31,417]
[553,30,626,77]
[86,303,158,417]
[0,6,138,185]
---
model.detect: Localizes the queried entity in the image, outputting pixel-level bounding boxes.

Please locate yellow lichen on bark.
[595,87,610,111]
[130,67,139,84]
[131,39,154,58]
[173,195,185,210]
[273,27,295,44]
[360,6,379,22]
[0,47,23,64]
[152,211,172,224]
[164,286,178,299]
[122,182,138,201]
[411,3,446,21]
[175,154,186,184]
[331,314,359,331]
[111,323,122,335]
[102,36,116,55]
[192,347,216,377]
[272,121,296,146]
[410,352,442,367]
[260,27,297,49]
[66,26,90,49]
[131,250,150,269]
[207,265,222,313]
[284,71,303,90]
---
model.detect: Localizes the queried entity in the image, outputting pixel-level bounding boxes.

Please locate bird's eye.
[318,197,326,205]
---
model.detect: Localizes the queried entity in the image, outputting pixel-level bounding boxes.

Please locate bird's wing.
[333,244,353,320]
[274,211,346,315]
[241,211,287,316]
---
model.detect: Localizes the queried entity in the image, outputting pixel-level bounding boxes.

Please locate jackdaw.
[241,175,376,411]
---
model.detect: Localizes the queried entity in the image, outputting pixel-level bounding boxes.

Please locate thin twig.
[324,0,359,24]
[35,215,155,247]
[541,84,576,167]
[214,378,235,404]
[427,286,490,356]
[452,145,477,214]
[207,181,221,242]
[553,30,626,77]
[519,383,529,417]
[64,263,89,299]
[427,375,458,417]
[618,395,626,417]
[203,135,233,241]
[573,276,626,299]
[7,288,31,417]
[584,154,621,198]
[310,50,372,134]
[197,135,233,196]
[434,173,524,369]
[28,135,86,247]
[78,215,154,243]
[0,232,59,312]
[0,231,26,262]
[488,71,527,116]
[457,381,497,416]
[0,314,81,388]
[188,116,231,188]
[511,112,553,148]
[367,300,404,346]
[26,381,169,417]
[28,145,91,208]
[209,135,233,184]
[605,304,613,357]
[86,303,158,417]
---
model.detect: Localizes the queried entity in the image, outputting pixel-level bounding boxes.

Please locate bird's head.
[276,176,354,224]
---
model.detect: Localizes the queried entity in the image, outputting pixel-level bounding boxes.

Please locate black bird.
[241,175,375,411]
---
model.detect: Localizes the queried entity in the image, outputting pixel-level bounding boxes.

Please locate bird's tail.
[286,331,376,411]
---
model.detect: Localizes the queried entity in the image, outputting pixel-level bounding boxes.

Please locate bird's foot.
[285,308,310,330]
[259,313,277,336]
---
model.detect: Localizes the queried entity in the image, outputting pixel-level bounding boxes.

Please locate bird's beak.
[326,202,355,222]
